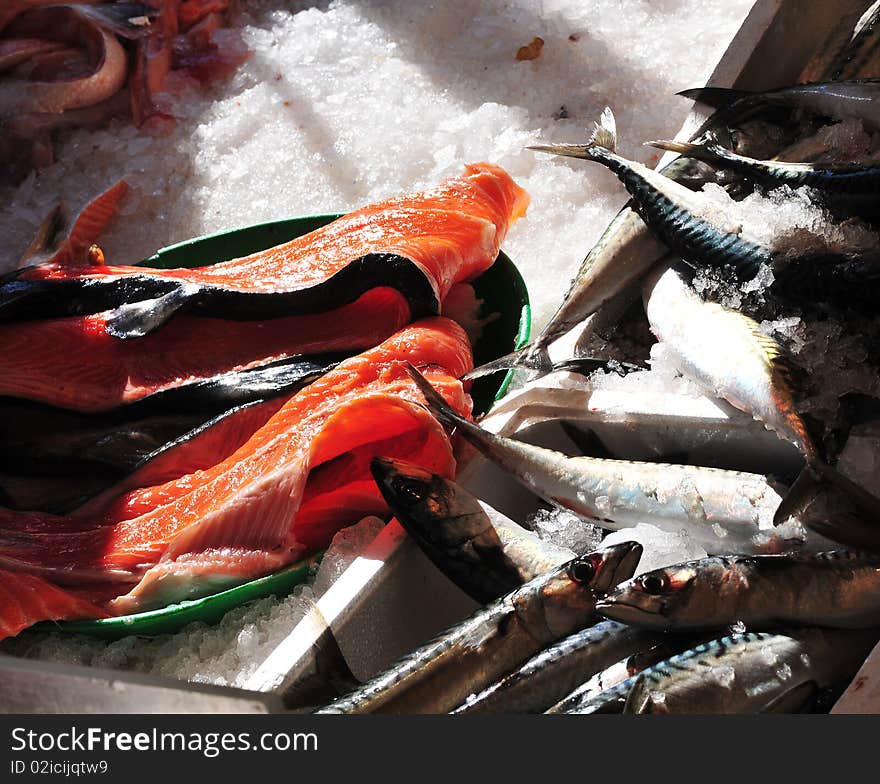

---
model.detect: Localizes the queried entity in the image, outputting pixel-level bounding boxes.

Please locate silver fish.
[529,108,880,295]
[370,456,574,603]
[648,135,880,212]
[406,363,819,555]
[314,541,642,714]
[597,549,880,631]
[678,80,880,133]
[544,632,711,713]
[563,629,879,714]
[641,259,815,459]
[452,619,659,714]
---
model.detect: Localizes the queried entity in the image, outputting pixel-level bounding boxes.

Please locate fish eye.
[567,559,595,583]
[637,572,670,595]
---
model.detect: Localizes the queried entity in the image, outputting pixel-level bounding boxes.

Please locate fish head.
[572,540,644,595]
[595,563,703,630]
[522,541,643,639]
[370,456,488,544]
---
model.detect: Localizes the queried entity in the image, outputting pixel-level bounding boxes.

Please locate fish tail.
[527,107,617,160]
[677,87,754,107]
[405,362,470,431]
[774,458,880,547]
[461,344,552,382]
[646,138,711,157]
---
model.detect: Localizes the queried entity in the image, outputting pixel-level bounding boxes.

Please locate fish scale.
[563,629,880,714]
[316,542,642,715]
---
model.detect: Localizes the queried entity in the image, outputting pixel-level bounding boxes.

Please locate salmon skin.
[0,351,344,493]
[0,252,439,339]
[0,287,408,412]
[0,163,528,338]
[0,318,473,630]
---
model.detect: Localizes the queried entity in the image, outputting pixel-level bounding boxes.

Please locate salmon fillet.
[0,318,473,626]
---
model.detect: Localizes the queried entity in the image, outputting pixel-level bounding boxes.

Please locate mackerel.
[452,619,659,714]
[314,542,642,714]
[370,456,574,603]
[642,260,815,459]
[529,108,880,284]
[407,364,820,555]
[563,629,879,714]
[597,550,880,631]
[678,80,880,133]
[544,633,711,713]
[648,135,880,211]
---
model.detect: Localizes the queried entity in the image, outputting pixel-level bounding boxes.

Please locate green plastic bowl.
[37,213,531,639]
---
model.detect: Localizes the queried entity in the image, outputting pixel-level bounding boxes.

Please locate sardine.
[563,629,879,714]
[596,549,880,631]
[642,259,815,459]
[370,456,575,603]
[406,363,817,554]
[452,619,660,714]
[648,135,880,211]
[679,80,880,133]
[314,541,642,714]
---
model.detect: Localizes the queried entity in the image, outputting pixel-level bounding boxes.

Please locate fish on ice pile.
[310,6,880,715]
[0,0,251,183]
[0,162,528,638]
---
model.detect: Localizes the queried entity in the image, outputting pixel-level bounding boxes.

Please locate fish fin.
[461,344,551,381]
[677,87,754,107]
[622,674,666,715]
[773,462,823,526]
[774,458,880,548]
[588,107,617,152]
[104,285,194,339]
[761,681,818,714]
[526,107,617,160]
[405,363,469,431]
[740,314,816,459]
[559,422,614,458]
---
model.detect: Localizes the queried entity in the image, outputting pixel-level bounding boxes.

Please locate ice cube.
[601,523,708,575]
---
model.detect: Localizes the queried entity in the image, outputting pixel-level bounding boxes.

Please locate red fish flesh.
[0,163,529,338]
[0,318,472,629]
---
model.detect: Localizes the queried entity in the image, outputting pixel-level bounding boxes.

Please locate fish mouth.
[596,540,643,592]
[594,598,670,630]
[610,541,643,586]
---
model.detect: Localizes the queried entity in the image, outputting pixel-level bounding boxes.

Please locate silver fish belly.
[314,542,641,714]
